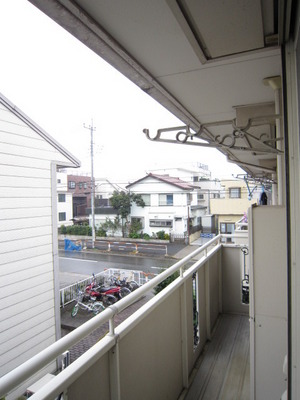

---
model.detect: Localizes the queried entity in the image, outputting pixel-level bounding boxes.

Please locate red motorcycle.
[85,277,117,307]
[85,274,131,305]
[97,283,131,301]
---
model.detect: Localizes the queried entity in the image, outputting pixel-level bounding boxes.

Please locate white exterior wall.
[0,99,78,397]
[129,177,192,236]
[57,172,73,227]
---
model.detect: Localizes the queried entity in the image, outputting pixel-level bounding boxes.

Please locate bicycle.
[71,290,105,317]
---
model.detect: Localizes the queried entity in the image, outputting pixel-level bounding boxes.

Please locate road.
[59,250,176,277]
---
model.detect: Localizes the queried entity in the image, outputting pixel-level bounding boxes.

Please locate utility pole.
[84,120,96,248]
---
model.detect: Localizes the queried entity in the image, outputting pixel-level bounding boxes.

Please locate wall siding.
[0,99,75,393]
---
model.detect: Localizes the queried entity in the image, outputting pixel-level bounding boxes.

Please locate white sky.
[0,0,244,183]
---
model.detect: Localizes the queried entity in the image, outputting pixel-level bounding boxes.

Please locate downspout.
[51,163,62,346]
[263,76,283,205]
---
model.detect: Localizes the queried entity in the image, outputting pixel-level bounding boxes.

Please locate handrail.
[0,234,222,398]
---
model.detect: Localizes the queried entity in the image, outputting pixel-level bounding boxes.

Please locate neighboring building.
[57,171,73,227]
[0,92,80,397]
[149,163,221,214]
[67,174,92,220]
[127,173,206,240]
[210,179,258,235]
[150,162,211,182]
[94,178,125,208]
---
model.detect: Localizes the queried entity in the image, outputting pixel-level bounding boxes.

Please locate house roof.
[0,92,81,168]
[127,173,194,190]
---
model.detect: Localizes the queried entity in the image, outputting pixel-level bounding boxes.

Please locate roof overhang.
[28,0,291,181]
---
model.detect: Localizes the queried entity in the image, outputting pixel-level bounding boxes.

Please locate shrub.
[154,270,180,295]
[156,230,166,240]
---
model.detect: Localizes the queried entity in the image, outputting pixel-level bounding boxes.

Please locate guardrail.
[0,235,224,399]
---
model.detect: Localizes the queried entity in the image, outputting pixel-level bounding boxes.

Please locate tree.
[109,191,145,237]
[100,217,121,237]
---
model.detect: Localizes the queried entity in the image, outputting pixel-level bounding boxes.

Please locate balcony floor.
[184,313,250,400]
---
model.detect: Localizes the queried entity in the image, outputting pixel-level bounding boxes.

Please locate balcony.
[0,232,252,400]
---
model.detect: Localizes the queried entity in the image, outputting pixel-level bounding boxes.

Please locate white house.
[57,170,73,227]
[0,92,80,398]
[127,173,206,240]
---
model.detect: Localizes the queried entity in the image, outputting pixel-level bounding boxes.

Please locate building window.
[141,194,151,206]
[159,194,173,206]
[69,181,76,189]
[149,219,173,228]
[197,194,204,203]
[229,187,241,198]
[79,183,82,189]
[84,182,87,189]
[57,179,61,184]
[212,193,220,199]
[59,212,66,221]
[187,193,193,205]
[220,222,235,234]
[58,194,66,202]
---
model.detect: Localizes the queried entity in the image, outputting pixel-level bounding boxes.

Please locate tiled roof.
[127,173,194,190]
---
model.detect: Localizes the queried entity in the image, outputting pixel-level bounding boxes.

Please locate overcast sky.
[0,0,244,183]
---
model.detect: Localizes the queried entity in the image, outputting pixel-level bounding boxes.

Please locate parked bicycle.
[71,290,105,317]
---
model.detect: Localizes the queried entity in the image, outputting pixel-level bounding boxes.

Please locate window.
[159,194,173,206]
[68,181,76,189]
[220,222,235,234]
[187,193,193,205]
[212,193,220,199]
[84,182,87,189]
[149,219,173,228]
[141,194,151,206]
[59,212,66,221]
[229,187,241,198]
[197,193,204,203]
[57,179,61,184]
[58,194,66,202]
[79,183,82,189]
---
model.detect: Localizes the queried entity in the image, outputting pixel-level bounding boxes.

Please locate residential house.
[149,163,222,215]
[57,170,73,227]
[67,174,92,221]
[127,173,205,240]
[94,178,125,208]
[0,92,80,397]
[3,1,300,399]
[210,179,259,236]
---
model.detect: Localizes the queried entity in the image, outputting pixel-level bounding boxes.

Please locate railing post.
[109,342,121,400]
[205,261,211,341]
[180,281,189,388]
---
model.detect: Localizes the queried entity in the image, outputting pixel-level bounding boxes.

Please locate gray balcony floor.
[185,314,250,400]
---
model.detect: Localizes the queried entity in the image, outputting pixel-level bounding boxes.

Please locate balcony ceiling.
[29,0,283,181]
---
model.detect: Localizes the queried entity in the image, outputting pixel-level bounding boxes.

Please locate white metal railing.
[0,235,225,399]
[235,215,248,231]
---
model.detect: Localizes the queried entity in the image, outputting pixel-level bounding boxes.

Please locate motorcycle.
[85,276,117,307]
[108,276,139,292]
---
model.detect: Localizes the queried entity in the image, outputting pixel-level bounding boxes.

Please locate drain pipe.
[263,76,283,205]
